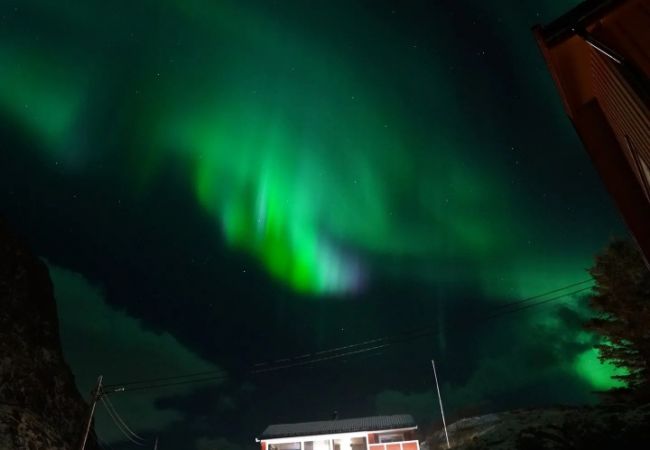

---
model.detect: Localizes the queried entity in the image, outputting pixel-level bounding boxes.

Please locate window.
[350,437,367,450]
[305,441,331,450]
[378,434,404,443]
[270,443,300,450]
[333,437,366,450]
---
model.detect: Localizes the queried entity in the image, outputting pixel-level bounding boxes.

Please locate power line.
[104,369,228,389]
[108,344,394,395]
[485,286,593,318]
[251,343,392,374]
[110,287,588,394]
[104,280,593,394]
[107,373,230,394]
[108,282,593,392]
[248,284,595,376]
[89,279,594,450]
[488,279,592,312]
[102,394,148,443]
[109,346,392,395]
[253,279,594,369]
[100,397,146,446]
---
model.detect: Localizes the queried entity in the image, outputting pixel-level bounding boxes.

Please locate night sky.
[0,0,632,448]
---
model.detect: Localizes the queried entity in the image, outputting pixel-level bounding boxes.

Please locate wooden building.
[533,0,650,264]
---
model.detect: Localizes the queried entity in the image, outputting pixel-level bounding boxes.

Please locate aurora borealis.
[3,0,518,295]
[0,0,632,448]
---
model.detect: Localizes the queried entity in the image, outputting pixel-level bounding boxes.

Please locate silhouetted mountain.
[0,217,98,450]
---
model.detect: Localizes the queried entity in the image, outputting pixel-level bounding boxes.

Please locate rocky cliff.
[427,405,650,450]
[0,217,98,450]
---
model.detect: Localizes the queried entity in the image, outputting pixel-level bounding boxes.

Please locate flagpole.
[431,360,450,449]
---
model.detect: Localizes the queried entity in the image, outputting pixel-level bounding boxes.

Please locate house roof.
[260,415,416,440]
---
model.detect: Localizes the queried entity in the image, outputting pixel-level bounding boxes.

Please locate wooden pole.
[80,375,103,450]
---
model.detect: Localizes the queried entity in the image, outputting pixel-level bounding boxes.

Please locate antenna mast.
[431,360,450,449]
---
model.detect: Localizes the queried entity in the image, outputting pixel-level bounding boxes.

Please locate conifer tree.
[586,239,650,403]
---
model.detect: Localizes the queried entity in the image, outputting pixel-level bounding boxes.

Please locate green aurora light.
[574,348,627,391]
[0,0,626,391]
[1,0,519,294]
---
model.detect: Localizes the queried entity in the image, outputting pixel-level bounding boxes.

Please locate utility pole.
[431,360,450,449]
[80,375,103,450]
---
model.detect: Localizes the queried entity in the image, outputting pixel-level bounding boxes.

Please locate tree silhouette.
[586,239,650,403]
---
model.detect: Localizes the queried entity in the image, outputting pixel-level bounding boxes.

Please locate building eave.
[258,426,419,443]
[533,0,624,46]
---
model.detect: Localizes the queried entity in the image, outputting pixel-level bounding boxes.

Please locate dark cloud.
[50,264,223,443]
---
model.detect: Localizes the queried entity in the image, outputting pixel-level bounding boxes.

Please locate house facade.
[258,415,419,450]
[533,0,650,266]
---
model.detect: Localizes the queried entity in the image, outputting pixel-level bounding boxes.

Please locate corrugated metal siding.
[591,47,650,201]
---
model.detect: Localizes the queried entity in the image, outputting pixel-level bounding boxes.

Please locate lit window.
[378,434,404,443]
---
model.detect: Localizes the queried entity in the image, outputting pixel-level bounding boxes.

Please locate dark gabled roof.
[260,415,416,440]
[535,0,623,45]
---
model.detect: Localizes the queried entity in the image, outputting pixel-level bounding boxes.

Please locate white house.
[257,415,420,450]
